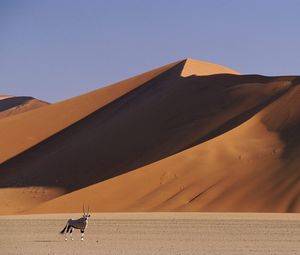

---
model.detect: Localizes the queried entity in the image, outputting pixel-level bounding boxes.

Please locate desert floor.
[0,213,300,255]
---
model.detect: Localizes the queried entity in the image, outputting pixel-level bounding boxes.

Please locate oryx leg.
[65,225,72,241]
[70,227,74,241]
[80,229,84,241]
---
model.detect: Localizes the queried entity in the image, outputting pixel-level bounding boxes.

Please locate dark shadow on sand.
[0,97,34,112]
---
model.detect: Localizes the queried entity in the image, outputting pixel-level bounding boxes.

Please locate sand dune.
[0,95,12,100]
[0,96,48,119]
[1,58,300,214]
[28,85,300,213]
[0,60,180,163]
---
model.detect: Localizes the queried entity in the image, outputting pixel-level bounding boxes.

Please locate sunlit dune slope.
[181,58,239,76]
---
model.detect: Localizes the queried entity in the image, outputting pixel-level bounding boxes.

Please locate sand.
[1,58,300,215]
[0,96,48,119]
[181,58,239,76]
[0,60,180,163]
[0,95,12,100]
[0,213,300,255]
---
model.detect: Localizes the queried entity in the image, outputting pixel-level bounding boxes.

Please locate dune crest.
[0,60,180,163]
[181,58,239,77]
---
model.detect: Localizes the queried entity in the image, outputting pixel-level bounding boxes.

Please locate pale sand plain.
[1,213,300,255]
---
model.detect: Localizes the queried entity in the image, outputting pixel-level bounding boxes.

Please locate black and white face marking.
[84,214,91,219]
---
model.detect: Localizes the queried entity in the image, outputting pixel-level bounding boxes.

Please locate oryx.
[60,205,91,241]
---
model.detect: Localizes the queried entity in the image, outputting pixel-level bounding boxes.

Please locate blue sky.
[1,0,300,102]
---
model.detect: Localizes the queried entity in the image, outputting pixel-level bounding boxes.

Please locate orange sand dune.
[2,58,300,215]
[28,79,300,214]
[0,60,181,163]
[0,96,49,119]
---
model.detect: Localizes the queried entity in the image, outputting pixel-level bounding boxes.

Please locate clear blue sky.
[1,0,300,102]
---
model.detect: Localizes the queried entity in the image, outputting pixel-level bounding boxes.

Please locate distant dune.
[1,58,300,214]
[0,96,48,119]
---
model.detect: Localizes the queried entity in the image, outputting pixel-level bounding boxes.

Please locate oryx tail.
[60,223,68,234]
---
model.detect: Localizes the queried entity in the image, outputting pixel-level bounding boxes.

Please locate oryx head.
[82,204,91,219]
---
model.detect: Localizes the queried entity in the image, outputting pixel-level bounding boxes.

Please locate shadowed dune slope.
[1,59,299,213]
[0,96,48,119]
[29,81,300,214]
[0,60,181,163]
